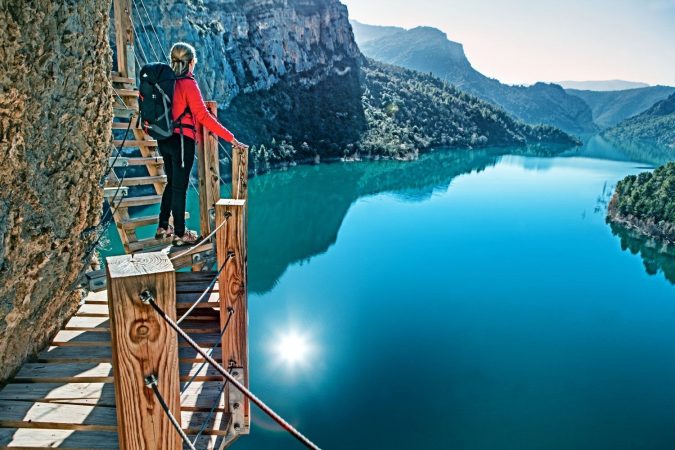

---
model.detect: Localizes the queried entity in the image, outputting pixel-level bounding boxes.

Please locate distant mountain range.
[567,86,675,128]
[556,80,650,91]
[350,20,675,136]
[604,92,675,149]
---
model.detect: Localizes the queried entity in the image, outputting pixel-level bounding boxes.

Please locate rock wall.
[0,0,112,381]
[133,0,360,105]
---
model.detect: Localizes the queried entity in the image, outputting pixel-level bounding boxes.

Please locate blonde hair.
[170,42,196,77]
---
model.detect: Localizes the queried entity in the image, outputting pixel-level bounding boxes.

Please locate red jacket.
[172,74,234,143]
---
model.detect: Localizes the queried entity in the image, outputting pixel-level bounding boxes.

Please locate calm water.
[103,137,675,449]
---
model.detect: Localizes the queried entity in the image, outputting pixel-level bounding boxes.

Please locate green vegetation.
[610,163,675,224]
[603,93,675,148]
[221,58,578,171]
[358,60,577,156]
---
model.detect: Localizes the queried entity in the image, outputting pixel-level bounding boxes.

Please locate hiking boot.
[173,229,200,247]
[155,224,174,240]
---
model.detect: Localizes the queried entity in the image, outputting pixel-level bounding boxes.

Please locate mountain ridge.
[351,20,675,135]
[351,20,597,135]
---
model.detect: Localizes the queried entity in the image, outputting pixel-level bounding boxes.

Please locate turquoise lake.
[103,137,675,449]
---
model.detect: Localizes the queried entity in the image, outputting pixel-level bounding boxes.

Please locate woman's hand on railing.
[232,138,249,150]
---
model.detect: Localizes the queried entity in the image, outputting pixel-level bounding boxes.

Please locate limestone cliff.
[0,0,112,381]
[133,0,359,104]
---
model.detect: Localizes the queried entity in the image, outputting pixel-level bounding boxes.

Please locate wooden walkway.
[0,272,230,449]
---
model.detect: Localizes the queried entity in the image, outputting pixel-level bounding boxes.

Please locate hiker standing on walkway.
[152,42,247,246]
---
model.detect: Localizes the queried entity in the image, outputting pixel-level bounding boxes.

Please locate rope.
[191,378,228,446]
[143,293,321,450]
[103,119,133,180]
[112,88,132,111]
[131,1,161,62]
[127,11,149,65]
[146,374,197,450]
[176,254,232,325]
[169,217,228,262]
[137,0,168,58]
[180,307,235,396]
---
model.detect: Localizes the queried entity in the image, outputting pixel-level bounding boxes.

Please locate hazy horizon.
[343,0,675,87]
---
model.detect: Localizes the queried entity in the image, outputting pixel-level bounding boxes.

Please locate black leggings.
[158,134,195,236]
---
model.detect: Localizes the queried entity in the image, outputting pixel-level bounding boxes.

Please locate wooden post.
[197,101,221,237]
[113,0,134,78]
[231,143,249,201]
[215,199,249,433]
[106,252,182,450]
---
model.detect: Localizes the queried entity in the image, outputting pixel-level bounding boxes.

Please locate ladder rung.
[113,108,137,119]
[122,212,190,230]
[116,194,163,208]
[112,122,141,130]
[113,89,139,97]
[128,237,173,252]
[106,175,166,187]
[127,156,164,166]
[113,139,158,148]
[108,157,129,168]
[121,215,159,229]
[103,186,128,199]
[108,157,162,168]
[112,73,135,84]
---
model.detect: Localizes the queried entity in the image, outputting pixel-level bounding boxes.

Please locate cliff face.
[134,0,360,104]
[0,0,112,381]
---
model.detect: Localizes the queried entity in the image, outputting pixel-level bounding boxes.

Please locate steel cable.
[144,294,321,450]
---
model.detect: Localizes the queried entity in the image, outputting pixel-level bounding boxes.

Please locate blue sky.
[342,0,675,86]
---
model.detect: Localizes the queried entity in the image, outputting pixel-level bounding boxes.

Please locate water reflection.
[248,144,571,293]
[579,135,675,166]
[609,222,675,284]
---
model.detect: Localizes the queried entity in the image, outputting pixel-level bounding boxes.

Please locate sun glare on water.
[272,329,316,369]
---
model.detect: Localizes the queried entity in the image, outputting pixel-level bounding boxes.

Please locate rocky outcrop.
[0,0,112,381]
[133,0,360,104]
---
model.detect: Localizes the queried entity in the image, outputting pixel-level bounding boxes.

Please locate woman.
[156,42,246,246]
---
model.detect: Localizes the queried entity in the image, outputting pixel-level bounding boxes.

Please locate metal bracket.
[219,368,248,449]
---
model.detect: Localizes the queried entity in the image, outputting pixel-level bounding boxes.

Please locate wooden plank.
[112,0,133,79]
[36,346,222,364]
[125,156,164,166]
[106,252,181,450]
[113,89,139,97]
[51,328,221,348]
[64,316,109,330]
[197,101,221,239]
[0,382,114,407]
[231,144,249,201]
[112,140,158,148]
[0,427,226,448]
[113,107,137,119]
[0,400,117,432]
[74,304,109,317]
[0,381,225,411]
[0,428,119,448]
[121,215,159,230]
[13,363,114,383]
[112,121,141,130]
[106,175,167,187]
[215,199,249,431]
[121,213,189,231]
[103,186,128,199]
[0,401,228,436]
[116,194,163,208]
